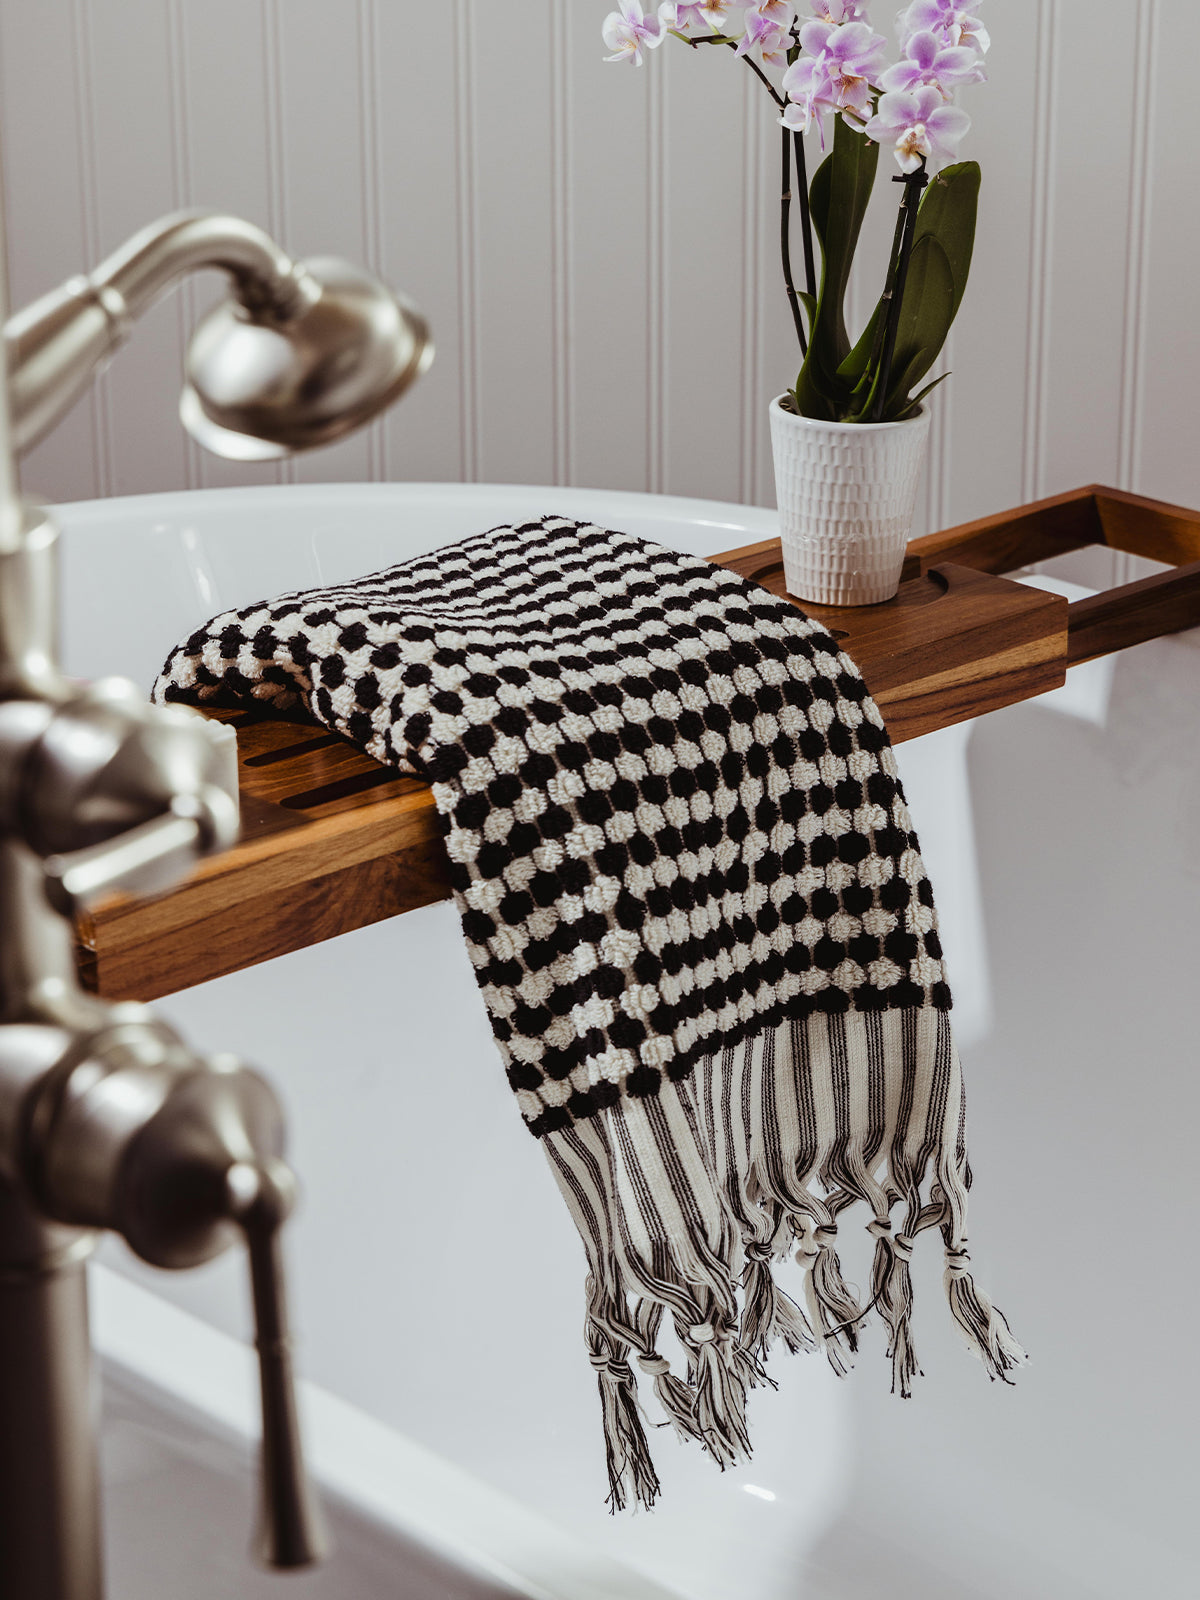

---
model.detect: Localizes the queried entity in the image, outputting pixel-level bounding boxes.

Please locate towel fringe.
[740,1246,819,1359]
[944,1246,1027,1383]
[797,1223,863,1377]
[869,1219,921,1397]
[592,1349,661,1512]
[634,1349,703,1443]
[543,1012,1020,1511]
[686,1326,752,1469]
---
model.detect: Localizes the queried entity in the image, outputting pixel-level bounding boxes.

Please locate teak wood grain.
[711,549,1067,745]
[76,485,1200,1002]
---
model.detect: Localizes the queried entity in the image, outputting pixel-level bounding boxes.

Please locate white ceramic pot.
[769,396,932,607]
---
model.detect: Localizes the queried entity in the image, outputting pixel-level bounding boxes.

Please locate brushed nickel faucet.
[0,193,432,1599]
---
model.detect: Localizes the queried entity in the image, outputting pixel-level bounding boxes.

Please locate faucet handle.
[13,1027,328,1572]
[42,787,237,915]
[225,1159,328,1570]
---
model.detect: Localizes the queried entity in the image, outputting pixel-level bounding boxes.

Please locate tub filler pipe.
[0,134,431,1598]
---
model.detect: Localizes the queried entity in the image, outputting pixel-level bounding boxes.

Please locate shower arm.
[0,187,431,1595]
[4,211,318,459]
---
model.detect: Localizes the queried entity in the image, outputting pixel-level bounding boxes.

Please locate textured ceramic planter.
[769,396,932,607]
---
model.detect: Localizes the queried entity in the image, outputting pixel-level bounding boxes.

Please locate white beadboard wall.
[0,0,1195,570]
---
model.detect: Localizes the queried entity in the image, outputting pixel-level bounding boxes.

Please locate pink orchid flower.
[900,0,990,56]
[865,84,971,171]
[812,1,872,21]
[782,19,888,140]
[780,85,827,142]
[796,17,889,79]
[658,1,738,32]
[736,4,797,63]
[602,0,666,64]
[880,28,986,97]
[738,20,792,65]
[737,1,797,34]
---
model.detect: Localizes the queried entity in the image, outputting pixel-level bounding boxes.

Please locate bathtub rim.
[92,1263,684,1600]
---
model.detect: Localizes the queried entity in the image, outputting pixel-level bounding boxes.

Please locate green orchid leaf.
[908,370,951,408]
[792,118,879,420]
[850,341,942,424]
[883,235,955,408]
[837,299,884,387]
[845,346,920,423]
[882,163,979,409]
[887,370,952,422]
[842,161,980,418]
[913,160,980,326]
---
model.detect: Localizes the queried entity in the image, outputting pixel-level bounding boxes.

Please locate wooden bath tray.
[75,483,1200,1002]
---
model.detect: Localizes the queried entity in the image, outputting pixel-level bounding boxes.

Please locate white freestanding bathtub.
[57,484,1198,1600]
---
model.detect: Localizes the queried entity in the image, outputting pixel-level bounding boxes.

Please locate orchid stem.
[780,128,808,358]
[671,26,813,342]
[792,131,816,301]
[672,30,788,110]
[871,162,929,423]
[737,48,787,110]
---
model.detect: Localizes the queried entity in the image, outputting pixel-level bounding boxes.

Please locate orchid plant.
[601,1,988,424]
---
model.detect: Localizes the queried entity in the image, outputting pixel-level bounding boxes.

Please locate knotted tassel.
[796,1222,863,1378]
[590,1347,661,1511]
[740,1240,818,1360]
[635,1349,701,1444]
[944,1244,1027,1383]
[686,1321,752,1469]
[868,1216,921,1397]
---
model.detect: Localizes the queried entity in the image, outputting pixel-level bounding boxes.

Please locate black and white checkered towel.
[155,516,1023,1508]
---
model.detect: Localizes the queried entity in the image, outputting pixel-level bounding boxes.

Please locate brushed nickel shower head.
[5,212,433,463]
[180,256,433,460]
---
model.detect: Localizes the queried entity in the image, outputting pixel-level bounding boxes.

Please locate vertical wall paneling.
[1137,2,1199,511]
[563,7,651,495]
[1114,0,1158,586]
[655,38,747,505]
[70,0,113,498]
[929,339,954,539]
[87,0,193,496]
[373,2,467,486]
[1117,0,1158,503]
[356,0,385,483]
[1,0,98,502]
[261,0,292,487]
[645,51,665,495]
[1021,0,1058,506]
[941,0,1040,527]
[466,0,558,489]
[549,1,571,488]
[452,0,481,484]
[934,344,952,535]
[1037,0,1133,589]
[176,0,281,492]
[739,79,761,509]
[0,0,1194,533]
[275,0,372,485]
[166,0,199,492]
[755,111,801,508]
[750,93,775,510]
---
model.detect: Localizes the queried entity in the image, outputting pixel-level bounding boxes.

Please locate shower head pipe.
[3,209,431,460]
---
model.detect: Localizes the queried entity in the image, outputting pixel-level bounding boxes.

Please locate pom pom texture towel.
[156,516,1023,1508]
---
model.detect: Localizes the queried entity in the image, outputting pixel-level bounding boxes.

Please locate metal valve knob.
[0,1019,327,1570]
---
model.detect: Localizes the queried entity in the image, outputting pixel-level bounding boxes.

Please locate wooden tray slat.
[76,484,1200,1002]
